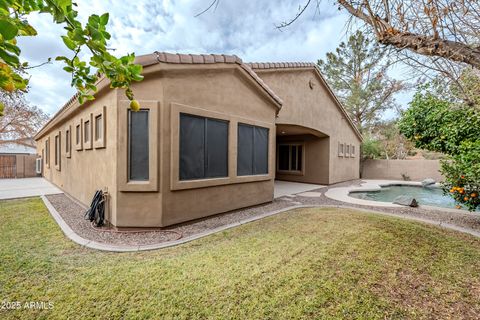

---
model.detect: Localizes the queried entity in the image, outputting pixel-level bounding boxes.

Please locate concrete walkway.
[0,177,62,200]
[274,180,325,198]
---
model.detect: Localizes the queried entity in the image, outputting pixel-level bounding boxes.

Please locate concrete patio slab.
[0,177,62,200]
[274,180,325,198]
[297,191,322,197]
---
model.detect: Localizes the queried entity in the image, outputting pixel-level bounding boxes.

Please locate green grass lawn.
[1,198,480,319]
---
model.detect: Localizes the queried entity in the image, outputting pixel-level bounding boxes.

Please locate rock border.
[41,195,480,253]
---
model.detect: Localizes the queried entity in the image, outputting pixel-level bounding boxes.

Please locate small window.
[65,127,71,158]
[84,120,90,143]
[345,144,350,158]
[76,124,80,145]
[351,145,355,157]
[338,142,344,157]
[45,138,50,167]
[179,113,229,181]
[128,110,149,181]
[95,115,102,141]
[66,129,70,153]
[237,123,269,176]
[277,144,302,172]
[54,133,61,170]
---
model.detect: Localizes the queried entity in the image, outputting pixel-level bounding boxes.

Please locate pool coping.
[325,179,473,214]
[41,193,480,253]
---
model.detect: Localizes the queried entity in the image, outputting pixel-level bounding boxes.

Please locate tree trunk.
[378,32,480,69]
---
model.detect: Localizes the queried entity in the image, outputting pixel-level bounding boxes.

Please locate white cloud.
[15,0,412,117]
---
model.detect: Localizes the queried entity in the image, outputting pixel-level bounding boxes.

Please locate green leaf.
[3,42,21,56]
[100,13,109,25]
[0,48,19,66]
[61,36,77,50]
[0,19,19,40]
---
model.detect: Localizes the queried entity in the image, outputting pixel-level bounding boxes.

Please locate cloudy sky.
[17,0,411,116]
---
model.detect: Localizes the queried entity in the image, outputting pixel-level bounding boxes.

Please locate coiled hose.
[85,190,105,227]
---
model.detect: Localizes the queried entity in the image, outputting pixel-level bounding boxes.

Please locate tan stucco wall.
[36,87,118,224]
[254,68,361,184]
[362,159,443,181]
[114,64,278,227]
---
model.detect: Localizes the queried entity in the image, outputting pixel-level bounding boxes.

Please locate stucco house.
[35,52,361,227]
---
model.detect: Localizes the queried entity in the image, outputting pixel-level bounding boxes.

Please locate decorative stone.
[421,178,436,187]
[393,195,419,207]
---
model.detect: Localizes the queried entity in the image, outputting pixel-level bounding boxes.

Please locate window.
[76,124,81,145]
[351,145,355,157]
[95,115,102,141]
[128,110,149,181]
[237,123,269,176]
[345,144,350,158]
[84,120,90,143]
[54,133,61,170]
[278,144,303,172]
[45,138,50,168]
[179,113,228,181]
[338,142,344,157]
[65,126,71,158]
[119,100,158,192]
[94,107,107,149]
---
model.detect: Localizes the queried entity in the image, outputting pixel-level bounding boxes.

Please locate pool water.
[349,185,476,211]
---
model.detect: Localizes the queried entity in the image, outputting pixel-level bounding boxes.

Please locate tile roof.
[247,62,316,69]
[136,52,283,108]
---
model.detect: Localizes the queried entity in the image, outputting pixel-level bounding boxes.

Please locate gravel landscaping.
[45,180,480,247]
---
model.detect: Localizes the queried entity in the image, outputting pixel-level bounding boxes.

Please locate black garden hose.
[85,190,105,227]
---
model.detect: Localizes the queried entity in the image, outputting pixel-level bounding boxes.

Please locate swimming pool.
[349,185,477,211]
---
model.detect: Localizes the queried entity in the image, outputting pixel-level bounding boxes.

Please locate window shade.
[128,110,149,181]
[237,124,269,176]
[179,113,228,181]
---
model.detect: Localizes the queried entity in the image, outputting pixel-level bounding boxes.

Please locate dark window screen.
[237,124,254,176]
[66,130,70,152]
[180,114,205,180]
[237,124,269,176]
[253,127,268,174]
[205,118,228,178]
[179,113,228,180]
[128,110,149,181]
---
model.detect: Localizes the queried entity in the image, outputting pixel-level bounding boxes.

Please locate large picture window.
[179,113,228,181]
[128,109,149,181]
[237,123,269,176]
[278,144,303,172]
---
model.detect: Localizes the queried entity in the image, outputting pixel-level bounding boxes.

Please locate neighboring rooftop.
[0,141,36,154]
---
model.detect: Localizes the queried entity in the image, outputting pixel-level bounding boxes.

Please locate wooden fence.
[0,154,38,179]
